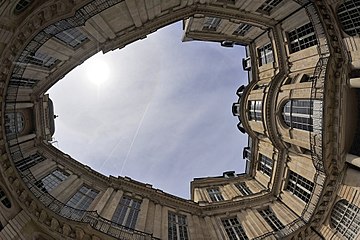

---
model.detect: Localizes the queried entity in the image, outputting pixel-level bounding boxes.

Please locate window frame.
[331,200,360,240]
[66,185,99,210]
[258,42,274,66]
[286,170,314,203]
[282,99,314,132]
[258,207,284,231]
[256,0,283,15]
[222,217,249,240]
[235,182,252,196]
[35,169,69,193]
[203,17,221,31]
[248,100,262,121]
[287,22,318,53]
[258,154,273,177]
[337,0,360,36]
[168,211,189,240]
[0,188,11,209]
[207,187,224,202]
[111,195,142,229]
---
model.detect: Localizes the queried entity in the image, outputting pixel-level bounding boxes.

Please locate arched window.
[282,100,313,131]
[338,0,360,36]
[5,112,24,134]
[14,0,32,14]
[331,200,360,240]
[0,188,11,208]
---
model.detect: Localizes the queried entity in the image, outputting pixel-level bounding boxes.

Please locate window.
[288,22,317,53]
[338,0,360,36]
[168,212,189,240]
[9,77,38,87]
[15,153,45,172]
[235,182,252,196]
[257,0,283,14]
[331,200,360,240]
[203,17,221,31]
[258,154,273,177]
[0,188,11,208]
[286,171,314,203]
[5,112,24,134]
[282,100,313,131]
[259,208,284,231]
[111,196,141,229]
[207,187,224,202]
[26,52,58,68]
[258,43,274,66]
[222,218,248,240]
[55,28,87,48]
[248,101,262,121]
[66,185,98,210]
[233,23,252,36]
[14,0,32,13]
[35,169,69,193]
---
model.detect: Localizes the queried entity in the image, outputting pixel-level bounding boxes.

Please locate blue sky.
[48,21,248,199]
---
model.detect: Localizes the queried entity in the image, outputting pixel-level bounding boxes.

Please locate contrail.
[119,100,151,175]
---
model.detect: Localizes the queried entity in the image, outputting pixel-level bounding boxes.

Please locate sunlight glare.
[85,58,111,86]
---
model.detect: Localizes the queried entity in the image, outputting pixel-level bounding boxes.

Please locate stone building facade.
[0,0,359,239]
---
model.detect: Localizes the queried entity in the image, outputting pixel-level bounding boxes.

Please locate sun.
[85,57,111,86]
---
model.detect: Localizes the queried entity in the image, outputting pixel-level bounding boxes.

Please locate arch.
[337,0,360,36]
[0,188,11,208]
[331,199,360,240]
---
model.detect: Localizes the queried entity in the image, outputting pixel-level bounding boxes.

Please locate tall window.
[258,154,273,177]
[203,17,221,31]
[15,153,45,172]
[111,196,141,229]
[331,200,360,240]
[288,22,318,53]
[257,0,283,14]
[259,208,284,231]
[9,77,38,88]
[54,28,88,48]
[5,112,24,134]
[207,187,224,202]
[168,212,189,240]
[338,0,360,36]
[282,100,313,131]
[66,185,98,210]
[248,101,262,121]
[258,43,274,66]
[235,182,252,196]
[35,169,69,193]
[233,23,252,36]
[286,171,314,203]
[222,218,248,240]
[26,52,58,68]
[0,188,11,208]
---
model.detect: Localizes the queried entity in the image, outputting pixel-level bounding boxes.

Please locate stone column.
[204,216,218,239]
[135,197,149,231]
[161,207,168,239]
[101,189,123,220]
[54,177,82,202]
[152,204,162,238]
[349,77,360,88]
[93,187,114,214]
[191,215,204,240]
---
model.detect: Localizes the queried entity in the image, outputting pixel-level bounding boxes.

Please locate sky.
[47,21,248,199]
